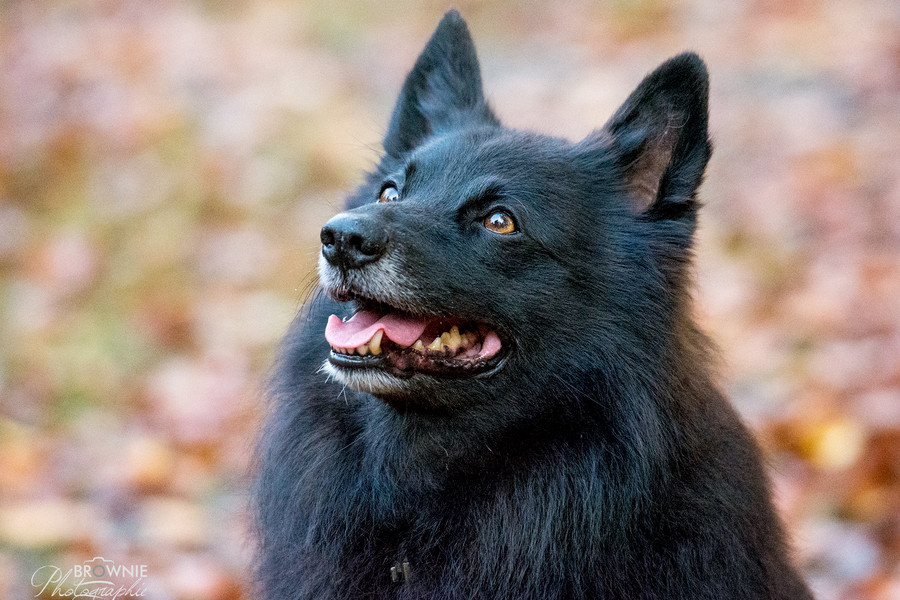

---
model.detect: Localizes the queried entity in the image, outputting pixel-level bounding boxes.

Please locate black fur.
[254,10,813,599]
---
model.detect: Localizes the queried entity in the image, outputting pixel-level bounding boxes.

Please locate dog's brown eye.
[379,186,399,203]
[484,211,516,234]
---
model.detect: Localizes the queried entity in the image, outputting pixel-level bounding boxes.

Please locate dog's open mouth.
[325,304,505,378]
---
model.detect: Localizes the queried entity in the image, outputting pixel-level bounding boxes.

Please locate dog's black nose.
[321,213,387,269]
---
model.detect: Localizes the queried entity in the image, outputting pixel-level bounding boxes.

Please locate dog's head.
[318,11,711,410]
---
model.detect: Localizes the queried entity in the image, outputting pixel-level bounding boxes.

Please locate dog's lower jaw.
[321,360,414,396]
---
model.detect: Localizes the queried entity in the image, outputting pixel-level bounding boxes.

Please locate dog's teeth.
[448,326,461,350]
[428,337,442,351]
[369,330,383,355]
[356,344,368,356]
[413,340,425,352]
[440,331,452,350]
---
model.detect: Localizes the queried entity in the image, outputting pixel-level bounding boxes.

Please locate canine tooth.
[413,340,425,352]
[356,344,368,356]
[428,336,442,351]
[448,326,461,350]
[369,330,383,355]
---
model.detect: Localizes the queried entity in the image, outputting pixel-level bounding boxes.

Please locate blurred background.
[1,0,898,598]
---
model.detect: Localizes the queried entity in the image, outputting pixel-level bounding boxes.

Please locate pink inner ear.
[625,121,677,213]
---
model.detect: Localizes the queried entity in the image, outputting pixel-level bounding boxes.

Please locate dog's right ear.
[382,10,498,157]
[580,53,712,222]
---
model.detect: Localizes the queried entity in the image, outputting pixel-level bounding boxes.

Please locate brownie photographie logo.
[31,556,149,598]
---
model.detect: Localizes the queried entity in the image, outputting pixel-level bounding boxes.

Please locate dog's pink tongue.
[325,311,429,348]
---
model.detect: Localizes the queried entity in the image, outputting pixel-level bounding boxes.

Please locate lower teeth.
[332,326,482,360]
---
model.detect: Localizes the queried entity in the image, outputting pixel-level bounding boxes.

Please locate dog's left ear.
[383,10,498,157]
[584,53,712,221]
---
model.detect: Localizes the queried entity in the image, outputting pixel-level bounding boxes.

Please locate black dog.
[254,10,813,599]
